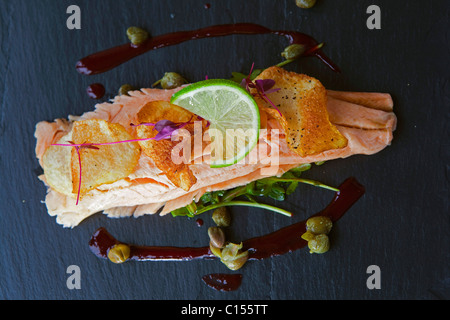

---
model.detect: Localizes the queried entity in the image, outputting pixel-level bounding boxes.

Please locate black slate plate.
[0,0,448,301]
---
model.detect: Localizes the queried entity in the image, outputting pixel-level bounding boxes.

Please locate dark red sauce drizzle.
[202,274,243,292]
[196,218,204,227]
[86,83,105,99]
[89,177,364,292]
[89,177,364,262]
[246,177,365,259]
[76,23,340,75]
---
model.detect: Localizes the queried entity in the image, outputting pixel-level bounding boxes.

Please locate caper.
[210,241,249,270]
[308,234,330,254]
[221,242,242,259]
[212,207,231,227]
[306,216,333,235]
[209,241,223,258]
[153,72,188,89]
[301,230,316,242]
[281,44,306,60]
[221,251,249,271]
[208,227,226,249]
[127,26,149,46]
[107,244,131,264]
[295,0,317,9]
[118,84,135,96]
[220,242,248,270]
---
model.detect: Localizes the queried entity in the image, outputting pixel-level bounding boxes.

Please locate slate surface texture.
[0,0,449,300]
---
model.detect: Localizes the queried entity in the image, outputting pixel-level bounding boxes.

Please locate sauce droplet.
[202,273,243,292]
[86,83,105,99]
[196,218,204,227]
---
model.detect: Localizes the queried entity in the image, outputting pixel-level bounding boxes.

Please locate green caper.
[212,207,231,227]
[220,242,248,270]
[301,230,316,242]
[107,244,131,264]
[208,227,226,249]
[308,234,330,254]
[118,84,135,96]
[306,216,333,235]
[210,241,249,270]
[153,72,188,89]
[281,44,306,60]
[295,0,317,9]
[221,242,242,259]
[127,26,149,46]
[209,241,223,258]
[221,251,249,271]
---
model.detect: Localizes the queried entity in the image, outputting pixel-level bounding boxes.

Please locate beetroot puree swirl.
[76,23,340,75]
[89,177,364,261]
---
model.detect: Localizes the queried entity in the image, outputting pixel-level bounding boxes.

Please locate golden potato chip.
[42,131,74,197]
[135,101,204,191]
[253,66,347,156]
[71,119,141,196]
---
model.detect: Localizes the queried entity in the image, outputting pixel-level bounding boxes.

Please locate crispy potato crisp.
[42,131,74,196]
[71,119,141,196]
[254,66,347,156]
[135,101,200,191]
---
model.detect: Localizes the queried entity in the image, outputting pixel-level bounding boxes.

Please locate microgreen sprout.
[240,63,282,116]
[131,117,195,141]
[171,163,339,218]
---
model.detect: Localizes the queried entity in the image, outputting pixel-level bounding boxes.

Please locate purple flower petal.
[154,130,174,141]
[154,119,176,132]
[240,78,247,89]
[152,117,195,140]
[264,87,281,94]
[255,79,276,93]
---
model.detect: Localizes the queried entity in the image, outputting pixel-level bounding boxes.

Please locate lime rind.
[171,79,260,167]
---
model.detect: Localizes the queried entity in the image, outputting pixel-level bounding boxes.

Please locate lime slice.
[171,79,260,167]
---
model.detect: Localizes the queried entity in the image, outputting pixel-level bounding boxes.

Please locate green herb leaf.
[230,68,263,83]
[171,163,337,218]
[171,206,193,218]
[230,72,247,84]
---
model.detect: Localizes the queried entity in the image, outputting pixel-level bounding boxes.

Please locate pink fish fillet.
[35,87,396,227]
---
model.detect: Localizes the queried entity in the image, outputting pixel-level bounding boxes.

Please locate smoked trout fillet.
[35,71,396,228]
